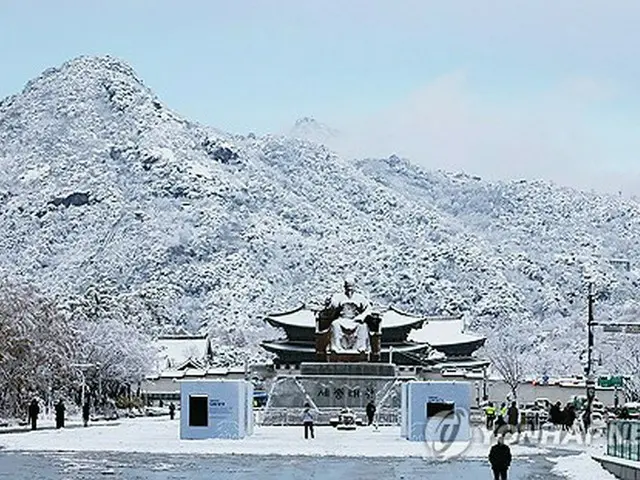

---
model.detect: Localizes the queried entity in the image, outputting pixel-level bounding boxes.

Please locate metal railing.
[607,420,640,461]
[259,407,400,426]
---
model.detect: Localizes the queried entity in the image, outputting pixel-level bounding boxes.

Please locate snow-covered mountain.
[288,116,341,146]
[1,55,639,373]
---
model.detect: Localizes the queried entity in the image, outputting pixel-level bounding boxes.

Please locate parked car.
[558,376,587,388]
[144,406,168,417]
[622,402,640,419]
[520,405,547,429]
[592,400,605,413]
[534,398,552,410]
[464,369,485,380]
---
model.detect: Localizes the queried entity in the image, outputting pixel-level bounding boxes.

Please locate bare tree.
[77,316,155,399]
[485,333,528,402]
[607,339,640,402]
[66,285,156,401]
[0,282,76,417]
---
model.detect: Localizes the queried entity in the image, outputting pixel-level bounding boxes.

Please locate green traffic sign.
[598,376,624,387]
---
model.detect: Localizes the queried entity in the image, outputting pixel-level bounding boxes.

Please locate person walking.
[564,404,576,432]
[489,436,512,480]
[28,398,40,431]
[549,401,562,428]
[498,402,507,423]
[485,402,496,430]
[507,402,519,434]
[302,403,314,439]
[169,402,176,420]
[55,400,65,429]
[82,400,90,427]
[365,401,376,426]
[493,402,508,436]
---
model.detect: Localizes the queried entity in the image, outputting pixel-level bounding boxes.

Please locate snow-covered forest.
[1,56,640,411]
[0,281,154,416]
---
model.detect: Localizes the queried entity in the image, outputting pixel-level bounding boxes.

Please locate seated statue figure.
[325,276,372,353]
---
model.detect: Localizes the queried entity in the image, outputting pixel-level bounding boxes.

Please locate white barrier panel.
[402,381,471,442]
[180,380,253,440]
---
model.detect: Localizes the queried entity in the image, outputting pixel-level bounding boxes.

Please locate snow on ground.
[0,417,620,479]
[0,417,546,458]
[549,453,618,479]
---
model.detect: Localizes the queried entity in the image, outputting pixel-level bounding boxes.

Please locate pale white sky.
[1,1,639,193]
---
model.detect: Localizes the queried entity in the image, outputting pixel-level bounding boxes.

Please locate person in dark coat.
[507,402,519,434]
[28,399,40,430]
[302,403,314,439]
[497,402,507,423]
[169,402,176,420]
[549,401,562,427]
[564,404,576,431]
[82,401,90,427]
[365,401,376,426]
[489,437,512,480]
[619,406,630,419]
[494,415,508,437]
[55,400,65,429]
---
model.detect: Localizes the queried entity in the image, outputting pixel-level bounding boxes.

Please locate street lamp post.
[584,283,596,432]
[482,366,489,401]
[70,363,95,407]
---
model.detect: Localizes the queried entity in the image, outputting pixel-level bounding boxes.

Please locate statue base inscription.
[300,362,396,377]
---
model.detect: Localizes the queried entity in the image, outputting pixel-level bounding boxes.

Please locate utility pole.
[584,283,596,432]
[482,366,489,401]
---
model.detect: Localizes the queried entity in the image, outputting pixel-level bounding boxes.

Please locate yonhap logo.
[424,408,472,459]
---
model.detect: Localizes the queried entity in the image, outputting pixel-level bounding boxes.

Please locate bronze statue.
[323,276,372,353]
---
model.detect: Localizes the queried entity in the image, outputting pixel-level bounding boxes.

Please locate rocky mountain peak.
[1,57,639,372]
[289,116,340,145]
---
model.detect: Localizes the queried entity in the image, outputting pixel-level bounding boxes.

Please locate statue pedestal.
[300,362,396,377]
[263,362,403,424]
[328,352,368,363]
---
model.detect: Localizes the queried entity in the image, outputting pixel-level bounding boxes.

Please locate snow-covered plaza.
[0,417,619,479]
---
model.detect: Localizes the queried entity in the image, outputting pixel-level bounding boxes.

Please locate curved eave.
[266,304,307,318]
[261,340,431,355]
[381,319,425,331]
[261,341,311,354]
[265,305,432,332]
[382,306,427,330]
[265,317,316,331]
[264,304,316,330]
[429,336,486,348]
[430,337,486,356]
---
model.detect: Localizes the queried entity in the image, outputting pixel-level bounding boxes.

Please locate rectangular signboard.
[625,325,640,334]
[602,325,623,333]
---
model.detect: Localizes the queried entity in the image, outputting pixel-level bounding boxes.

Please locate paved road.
[0,451,567,479]
[0,421,120,435]
[422,374,618,406]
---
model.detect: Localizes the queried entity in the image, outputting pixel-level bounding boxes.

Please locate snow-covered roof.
[265,305,316,328]
[261,340,429,354]
[431,358,491,369]
[149,366,246,380]
[158,370,185,379]
[380,307,427,328]
[155,336,209,372]
[265,305,426,330]
[408,317,485,347]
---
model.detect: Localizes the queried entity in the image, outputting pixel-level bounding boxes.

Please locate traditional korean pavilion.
[261,304,486,366]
